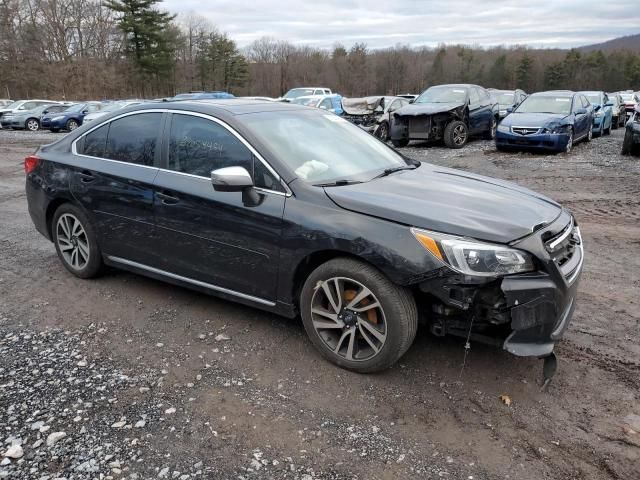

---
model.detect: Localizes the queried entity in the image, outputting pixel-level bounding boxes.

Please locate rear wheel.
[444,120,468,148]
[26,118,40,131]
[52,204,102,278]
[300,258,418,373]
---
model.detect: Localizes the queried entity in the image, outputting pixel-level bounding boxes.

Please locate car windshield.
[243,111,410,184]
[415,86,468,104]
[63,103,85,112]
[284,88,316,99]
[515,96,572,115]
[585,94,601,105]
[496,92,515,106]
[620,94,634,101]
[291,97,319,107]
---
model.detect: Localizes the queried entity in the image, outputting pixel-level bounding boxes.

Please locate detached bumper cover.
[496,130,570,152]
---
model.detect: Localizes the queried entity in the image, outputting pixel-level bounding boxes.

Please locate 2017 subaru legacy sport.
[25,100,584,373]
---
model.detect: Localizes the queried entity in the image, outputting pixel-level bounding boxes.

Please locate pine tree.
[105,0,176,93]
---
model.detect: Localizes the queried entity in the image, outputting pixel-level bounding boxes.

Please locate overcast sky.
[163,0,640,50]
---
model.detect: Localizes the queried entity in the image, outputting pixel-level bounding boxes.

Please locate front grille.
[511,126,540,136]
[544,218,583,283]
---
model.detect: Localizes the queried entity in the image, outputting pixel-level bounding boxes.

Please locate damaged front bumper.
[418,210,583,357]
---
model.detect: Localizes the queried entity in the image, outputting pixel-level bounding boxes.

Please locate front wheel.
[26,118,40,131]
[585,123,593,142]
[66,119,79,131]
[52,204,103,278]
[484,116,497,140]
[300,258,418,373]
[564,128,574,153]
[443,120,468,148]
[375,121,390,142]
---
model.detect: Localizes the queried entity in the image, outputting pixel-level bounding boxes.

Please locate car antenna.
[458,315,476,379]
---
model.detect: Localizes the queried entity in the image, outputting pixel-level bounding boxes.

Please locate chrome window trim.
[71,108,292,197]
[107,256,276,306]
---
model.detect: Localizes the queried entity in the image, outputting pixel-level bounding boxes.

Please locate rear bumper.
[496,130,570,152]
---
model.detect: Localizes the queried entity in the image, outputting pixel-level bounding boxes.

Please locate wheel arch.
[290,250,383,311]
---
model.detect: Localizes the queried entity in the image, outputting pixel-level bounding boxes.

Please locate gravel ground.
[0,127,639,479]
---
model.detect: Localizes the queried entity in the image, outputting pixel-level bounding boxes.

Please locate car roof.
[532,90,575,97]
[126,99,304,117]
[579,91,602,95]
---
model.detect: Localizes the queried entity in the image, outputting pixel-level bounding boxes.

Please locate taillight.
[24,155,40,174]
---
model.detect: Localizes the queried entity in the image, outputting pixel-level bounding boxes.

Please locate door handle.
[78,170,95,183]
[156,190,180,205]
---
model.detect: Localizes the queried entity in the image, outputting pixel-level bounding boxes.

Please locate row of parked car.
[276,85,640,154]
[3,86,640,155]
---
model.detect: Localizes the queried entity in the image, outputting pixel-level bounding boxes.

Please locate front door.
[70,112,164,265]
[152,112,286,301]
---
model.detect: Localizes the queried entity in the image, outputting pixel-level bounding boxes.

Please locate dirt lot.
[1,128,639,479]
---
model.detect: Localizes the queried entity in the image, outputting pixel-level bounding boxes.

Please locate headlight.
[411,228,535,277]
[51,116,65,121]
[544,125,571,134]
[497,124,510,133]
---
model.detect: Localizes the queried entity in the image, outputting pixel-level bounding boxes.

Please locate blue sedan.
[580,91,613,136]
[496,91,593,153]
[41,102,103,132]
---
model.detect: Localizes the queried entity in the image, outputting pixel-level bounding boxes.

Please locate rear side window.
[83,124,109,158]
[168,114,252,177]
[469,88,480,105]
[105,113,161,166]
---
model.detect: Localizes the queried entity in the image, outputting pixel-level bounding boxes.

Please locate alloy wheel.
[26,119,39,131]
[453,124,467,146]
[490,118,497,139]
[310,277,387,361]
[56,213,90,270]
[588,124,593,141]
[67,120,79,131]
[565,131,573,153]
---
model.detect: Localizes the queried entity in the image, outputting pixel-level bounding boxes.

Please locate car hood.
[395,102,465,117]
[324,165,562,244]
[500,112,571,128]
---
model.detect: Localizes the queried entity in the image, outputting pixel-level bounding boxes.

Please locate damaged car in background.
[342,96,410,140]
[26,100,583,381]
[390,84,499,148]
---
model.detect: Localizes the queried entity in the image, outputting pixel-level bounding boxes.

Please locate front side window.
[106,113,161,166]
[168,114,252,177]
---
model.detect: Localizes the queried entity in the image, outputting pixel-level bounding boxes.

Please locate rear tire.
[299,258,418,373]
[391,138,409,148]
[52,203,102,279]
[443,120,468,148]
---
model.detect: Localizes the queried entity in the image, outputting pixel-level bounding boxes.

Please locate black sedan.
[622,104,640,156]
[25,100,583,373]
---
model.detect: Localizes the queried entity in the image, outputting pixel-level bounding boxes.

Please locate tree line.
[1,0,640,100]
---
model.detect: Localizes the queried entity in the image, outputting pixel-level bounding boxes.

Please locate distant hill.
[579,33,640,52]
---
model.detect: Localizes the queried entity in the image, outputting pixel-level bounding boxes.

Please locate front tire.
[484,116,497,140]
[66,119,79,131]
[52,204,102,279]
[375,121,390,142]
[26,118,40,131]
[564,128,574,153]
[300,258,418,373]
[585,123,593,142]
[444,120,468,148]
[391,138,409,148]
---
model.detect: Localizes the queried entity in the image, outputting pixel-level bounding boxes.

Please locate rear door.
[71,111,164,265]
[152,112,286,301]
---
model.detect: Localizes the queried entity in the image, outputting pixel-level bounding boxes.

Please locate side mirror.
[211,166,253,192]
[593,105,601,111]
[605,102,614,107]
[82,110,88,114]
[575,107,587,115]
